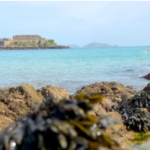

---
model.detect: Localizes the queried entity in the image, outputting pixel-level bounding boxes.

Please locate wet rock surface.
[140,73,150,80]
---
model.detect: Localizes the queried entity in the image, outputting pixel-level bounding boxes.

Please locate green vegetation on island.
[0,35,66,49]
[7,40,57,47]
[8,42,38,47]
[39,39,57,47]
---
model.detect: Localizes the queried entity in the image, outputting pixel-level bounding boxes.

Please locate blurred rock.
[76,82,136,112]
[140,73,150,80]
[37,85,70,103]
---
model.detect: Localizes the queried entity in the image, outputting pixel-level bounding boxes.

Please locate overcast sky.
[0,1,150,46]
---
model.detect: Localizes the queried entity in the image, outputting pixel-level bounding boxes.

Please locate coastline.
[0,45,70,50]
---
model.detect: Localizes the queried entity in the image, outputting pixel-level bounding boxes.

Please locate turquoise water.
[0,47,150,94]
[0,47,150,149]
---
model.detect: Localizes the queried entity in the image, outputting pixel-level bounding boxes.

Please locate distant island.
[0,35,70,50]
[68,42,119,48]
[83,42,118,48]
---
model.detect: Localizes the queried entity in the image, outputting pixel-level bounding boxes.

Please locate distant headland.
[0,35,70,50]
[68,42,119,48]
[83,42,118,48]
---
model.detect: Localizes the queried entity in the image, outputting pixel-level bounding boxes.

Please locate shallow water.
[0,47,150,94]
[132,140,150,150]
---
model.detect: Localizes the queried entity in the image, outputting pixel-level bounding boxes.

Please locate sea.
[0,46,150,149]
[0,46,150,94]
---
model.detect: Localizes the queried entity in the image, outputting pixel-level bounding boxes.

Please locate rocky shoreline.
[0,45,70,50]
[0,81,150,150]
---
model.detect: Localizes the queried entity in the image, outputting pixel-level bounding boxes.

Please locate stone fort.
[13,35,42,43]
[0,35,47,47]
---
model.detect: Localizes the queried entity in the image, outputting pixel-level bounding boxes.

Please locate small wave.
[0,85,5,87]
[0,85,6,89]
[144,67,150,69]
[124,69,134,72]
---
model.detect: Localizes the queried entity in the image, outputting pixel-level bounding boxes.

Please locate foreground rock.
[0,93,135,150]
[37,85,70,104]
[0,84,70,130]
[0,114,13,132]
[0,84,44,119]
[140,73,150,80]
[0,82,142,149]
[75,82,138,149]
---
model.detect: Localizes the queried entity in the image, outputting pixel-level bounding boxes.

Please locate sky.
[0,1,150,46]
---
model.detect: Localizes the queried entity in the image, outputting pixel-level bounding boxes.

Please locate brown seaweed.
[0,93,119,150]
[118,91,150,132]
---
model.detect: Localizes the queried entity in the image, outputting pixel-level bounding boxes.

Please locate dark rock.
[0,45,70,50]
[140,73,150,80]
[117,83,150,131]
[143,83,150,92]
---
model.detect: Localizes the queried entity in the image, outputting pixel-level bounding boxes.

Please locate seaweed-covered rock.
[143,83,150,92]
[121,107,150,132]
[117,83,150,132]
[76,82,136,112]
[76,82,135,100]
[0,93,122,150]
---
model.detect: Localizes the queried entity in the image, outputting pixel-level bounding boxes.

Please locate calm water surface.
[0,47,150,94]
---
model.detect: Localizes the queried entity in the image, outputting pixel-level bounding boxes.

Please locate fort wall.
[13,35,42,43]
[0,35,53,47]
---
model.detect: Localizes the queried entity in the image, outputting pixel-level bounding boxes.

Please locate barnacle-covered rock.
[37,85,70,103]
[0,93,122,150]
[0,85,44,122]
[76,82,136,112]
[0,84,70,124]
[9,84,44,106]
